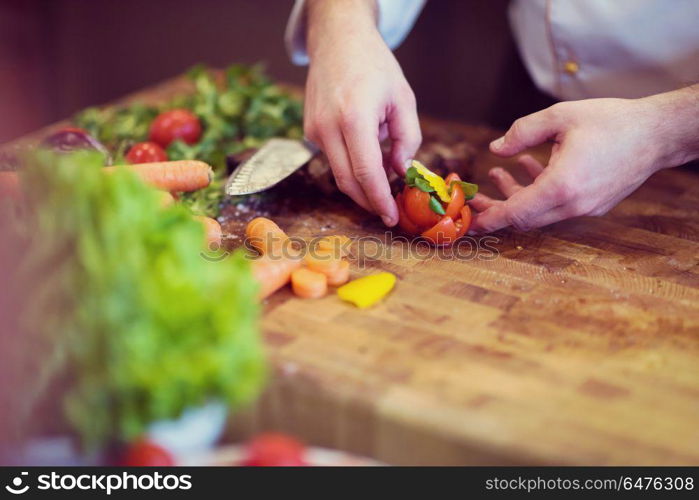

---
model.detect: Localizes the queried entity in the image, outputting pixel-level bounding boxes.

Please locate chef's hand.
[304,0,421,226]
[470,86,699,233]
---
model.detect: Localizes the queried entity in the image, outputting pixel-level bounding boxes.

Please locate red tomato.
[459,205,472,234]
[149,109,202,148]
[444,182,465,220]
[118,439,175,466]
[444,172,462,184]
[395,192,421,235]
[403,186,441,229]
[243,432,306,467]
[421,215,457,246]
[126,141,168,164]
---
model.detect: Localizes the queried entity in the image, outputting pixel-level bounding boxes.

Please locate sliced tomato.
[444,182,465,219]
[395,192,421,235]
[444,172,462,184]
[421,215,457,246]
[403,186,440,229]
[459,205,472,234]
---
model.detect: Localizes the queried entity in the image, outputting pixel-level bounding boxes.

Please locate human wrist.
[642,85,699,169]
[306,0,379,60]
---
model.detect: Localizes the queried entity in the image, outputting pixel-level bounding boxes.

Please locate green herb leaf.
[450,180,479,200]
[414,177,434,193]
[405,166,434,193]
[429,195,446,215]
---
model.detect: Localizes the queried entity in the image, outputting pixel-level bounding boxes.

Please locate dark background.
[0,0,554,144]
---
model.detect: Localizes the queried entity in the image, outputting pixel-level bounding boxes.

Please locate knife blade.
[225,138,319,196]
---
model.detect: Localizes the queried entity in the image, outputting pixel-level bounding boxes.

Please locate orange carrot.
[317,235,352,257]
[251,255,302,299]
[105,160,212,192]
[304,249,341,274]
[245,217,296,257]
[326,259,351,287]
[291,268,328,299]
[194,216,222,250]
[0,171,21,201]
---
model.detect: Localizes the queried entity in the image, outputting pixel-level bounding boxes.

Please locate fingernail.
[382,215,395,227]
[490,136,505,150]
[403,158,413,170]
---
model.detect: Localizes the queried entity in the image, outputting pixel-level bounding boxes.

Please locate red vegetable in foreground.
[149,109,202,148]
[118,439,175,466]
[243,433,306,466]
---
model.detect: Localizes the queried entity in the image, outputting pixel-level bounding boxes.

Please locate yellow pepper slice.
[337,272,396,308]
[412,160,451,203]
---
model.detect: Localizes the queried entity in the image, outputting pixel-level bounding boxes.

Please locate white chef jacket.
[285,0,699,101]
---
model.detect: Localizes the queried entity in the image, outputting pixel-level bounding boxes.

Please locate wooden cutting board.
[6,77,699,465]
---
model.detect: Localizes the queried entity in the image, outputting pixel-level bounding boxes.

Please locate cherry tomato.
[421,215,457,246]
[118,439,175,466]
[403,186,441,229]
[395,192,421,235]
[126,141,168,164]
[149,109,202,148]
[243,432,306,467]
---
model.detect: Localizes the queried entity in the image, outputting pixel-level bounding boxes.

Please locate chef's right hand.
[304,0,421,226]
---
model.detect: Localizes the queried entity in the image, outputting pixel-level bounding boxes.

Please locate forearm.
[643,84,699,168]
[306,0,378,59]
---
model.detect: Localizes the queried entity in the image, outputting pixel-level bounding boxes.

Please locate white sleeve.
[285,0,426,65]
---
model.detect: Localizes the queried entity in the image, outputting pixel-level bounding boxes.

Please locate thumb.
[490,105,562,157]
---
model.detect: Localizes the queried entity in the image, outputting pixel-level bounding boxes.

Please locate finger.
[470,202,571,234]
[342,113,399,226]
[517,154,545,179]
[468,193,501,212]
[387,97,422,176]
[318,127,374,213]
[490,106,562,157]
[488,167,523,198]
[379,122,390,143]
[468,170,564,233]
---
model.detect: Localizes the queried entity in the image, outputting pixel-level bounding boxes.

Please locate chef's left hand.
[469,86,699,233]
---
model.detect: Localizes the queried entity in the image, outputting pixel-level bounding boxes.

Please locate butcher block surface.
[6,77,699,465]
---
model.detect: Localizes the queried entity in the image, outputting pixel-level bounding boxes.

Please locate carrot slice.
[245,217,295,257]
[194,216,222,250]
[291,268,328,299]
[104,160,212,192]
[304,248,342,274]
[251,255,302,299]
[316,235,352,257]
[326,259,351,287]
